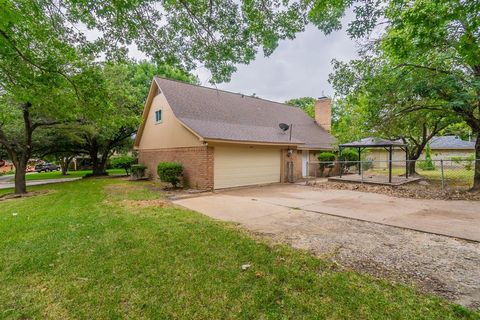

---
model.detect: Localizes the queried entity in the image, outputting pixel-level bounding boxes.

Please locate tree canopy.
[329,0,480,188]
[285,97,316,118]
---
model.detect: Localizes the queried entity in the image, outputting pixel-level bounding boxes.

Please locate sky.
[91,14,359,103]
[196,23,359,103]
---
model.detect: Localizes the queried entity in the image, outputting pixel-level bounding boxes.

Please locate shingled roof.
[430,136,475,150]
[154,77,335,149]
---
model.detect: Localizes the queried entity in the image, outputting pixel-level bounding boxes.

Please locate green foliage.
[418,145,435,171]
[328,0,480,188]
[361,159,373,171]
[111,155,137,175]
[317,152,336,162]
[339,149,358,169]
[157,162,183,187]
[131,164,147,173]
[77,61,197,176]
[317,152,336,175]
[6,0,315,83]
[131,164,147,179]
[339,149,358,162]
[285,97,316,118]
[331,96,372,143]
[451,155,475,171]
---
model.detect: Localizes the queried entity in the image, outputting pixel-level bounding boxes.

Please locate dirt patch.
[104,183,141,192]
[263,212,480,310]
[309,180,480,201]
[121,199,168,209]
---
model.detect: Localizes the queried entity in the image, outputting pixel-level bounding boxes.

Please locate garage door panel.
[214,146,280,189]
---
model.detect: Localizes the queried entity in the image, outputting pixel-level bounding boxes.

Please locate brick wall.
[281,148,301,182]
[138,146,214,189]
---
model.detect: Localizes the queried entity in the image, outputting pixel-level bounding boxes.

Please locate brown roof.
[155,77,335,149]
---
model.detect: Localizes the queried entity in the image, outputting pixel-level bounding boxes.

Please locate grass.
[370,167,474,187]
[23,169,126,181]
[0,178,478,319]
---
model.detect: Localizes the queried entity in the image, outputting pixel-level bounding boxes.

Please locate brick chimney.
[315,97,332,132]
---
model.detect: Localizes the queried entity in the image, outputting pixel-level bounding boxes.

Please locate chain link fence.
[305,159,478,190]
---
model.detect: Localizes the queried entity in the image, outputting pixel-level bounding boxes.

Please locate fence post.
[440,159,445,190]
[360,160,364,183]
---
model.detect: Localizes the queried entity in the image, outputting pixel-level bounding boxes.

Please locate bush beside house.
[317,152,336,177]
[131,164,147,180]
[157,162,184,187]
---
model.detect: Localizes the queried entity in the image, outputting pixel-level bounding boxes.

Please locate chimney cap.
[318,96,329,100]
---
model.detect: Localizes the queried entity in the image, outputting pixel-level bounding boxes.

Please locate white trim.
[302,150,309,178]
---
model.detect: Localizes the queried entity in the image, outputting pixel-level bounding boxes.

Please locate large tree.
[331,0,480,188]
[380,0,480,189]
[0,0,103,194]
[285,97,316,118]
[77,61,198,176]
[330,56,462,174]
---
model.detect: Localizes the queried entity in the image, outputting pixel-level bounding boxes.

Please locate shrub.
[338,149,358,162]
[131,164,147,179]
[111,155,137,175]
[317,152,336,175]
[157,162,183,187]
[418,145,435,171]
[338,148,358,170]
[361,159,373,171]
[317,152,336,163]
[449,155,474,170]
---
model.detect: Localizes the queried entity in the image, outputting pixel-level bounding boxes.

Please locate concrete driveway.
[0,176,82,190]
[174,184,480,242]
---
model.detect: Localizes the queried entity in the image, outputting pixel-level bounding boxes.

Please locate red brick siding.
[138,146,214,189]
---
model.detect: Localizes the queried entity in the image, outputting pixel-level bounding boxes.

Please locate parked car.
[35,163,60,172]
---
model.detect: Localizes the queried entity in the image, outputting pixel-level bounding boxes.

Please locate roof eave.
[204,138,304,147]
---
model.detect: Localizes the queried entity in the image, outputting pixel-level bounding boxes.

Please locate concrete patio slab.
[174,184,480,242]
[328,174,421,186]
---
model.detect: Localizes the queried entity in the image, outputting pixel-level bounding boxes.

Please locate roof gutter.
[204,138,303,147]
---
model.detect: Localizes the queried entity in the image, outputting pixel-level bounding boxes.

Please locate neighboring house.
[428,135,475,160]
[134,77,335,189]
[365,135,475,168]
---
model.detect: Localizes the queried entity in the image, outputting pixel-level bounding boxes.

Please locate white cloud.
[196,22,358,102]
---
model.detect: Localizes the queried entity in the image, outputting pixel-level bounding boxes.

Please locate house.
[428,135,475,160]
[365,135,475,168]
[134,77,335,189]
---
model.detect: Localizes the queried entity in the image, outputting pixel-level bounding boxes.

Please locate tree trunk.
[472,133,480,191]
[408,150,422,175]
[61,162,68,175]
[60,156,74,175]
[408,160,417,175]
[91,153,108,176]
[92,161,107,176]
[13,159,27,195]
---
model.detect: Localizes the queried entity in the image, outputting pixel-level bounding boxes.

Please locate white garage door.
[214,145,281,189]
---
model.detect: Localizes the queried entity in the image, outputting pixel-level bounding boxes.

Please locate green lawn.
[24,169,126,181]
[0,178,477,319]
[370,167,474,187]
